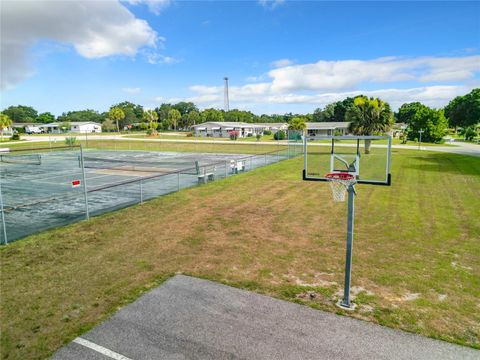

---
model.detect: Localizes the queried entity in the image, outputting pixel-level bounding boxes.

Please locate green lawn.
[1,139,290,154]
[0,149,479,359]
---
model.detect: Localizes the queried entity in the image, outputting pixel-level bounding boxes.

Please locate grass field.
[3,139,292,155]
[1,148,479,359]
[123,133,451,146]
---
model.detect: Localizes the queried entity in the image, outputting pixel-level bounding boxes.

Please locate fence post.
[140,179,143,204]
[79,145,90,220]
[0,177,8,245]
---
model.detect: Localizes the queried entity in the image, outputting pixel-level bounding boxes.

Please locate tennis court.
[0,145,299,243]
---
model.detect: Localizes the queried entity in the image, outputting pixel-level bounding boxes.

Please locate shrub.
[146,129,153,136]
[256,134,261,140]
[10,133,20,141]
[186,132,194,137]
[263,130,272,135]
[229,130,239,140]
[247,133,253,137]
[273,130,286,140]
[65,137,77,146]
[464,127,477,141]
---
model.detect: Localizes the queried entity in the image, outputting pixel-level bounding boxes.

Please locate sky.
[1,0,479,116]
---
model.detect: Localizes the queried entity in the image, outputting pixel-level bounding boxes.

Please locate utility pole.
[224,77,229,112]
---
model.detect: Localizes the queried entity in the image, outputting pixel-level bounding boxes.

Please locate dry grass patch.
[1,150,479,359]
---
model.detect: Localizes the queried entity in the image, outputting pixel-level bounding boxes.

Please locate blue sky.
[1,0,479,115]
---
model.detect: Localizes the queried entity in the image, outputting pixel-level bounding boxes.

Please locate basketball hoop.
[325,172,356,202]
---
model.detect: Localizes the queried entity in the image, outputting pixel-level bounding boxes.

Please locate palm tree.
[143,109,159,135]
[0,113,13,141]
[346,96,393,153]
[168,109,181,131]
[108,107,125,133]
[287,117,307,131]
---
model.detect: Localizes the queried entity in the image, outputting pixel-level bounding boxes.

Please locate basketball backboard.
[303,135,392,186]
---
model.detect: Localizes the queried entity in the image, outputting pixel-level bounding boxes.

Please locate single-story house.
[43,122,102,133]
[3,123,44,135]
[391,123,408,138]
[253,123,289,133]
[191,122,265,138]
[305,122,351,137]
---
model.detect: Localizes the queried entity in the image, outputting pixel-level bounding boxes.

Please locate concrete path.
[53,275,478,360]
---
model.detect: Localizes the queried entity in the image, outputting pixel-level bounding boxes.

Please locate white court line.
[73,337,133,360]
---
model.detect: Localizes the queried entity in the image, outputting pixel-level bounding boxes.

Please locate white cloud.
[144,51,179,65]
[124,0,171,15]
[267,56,480,93]
[1,0,159,89]
[169,55,480,112]
[122,87,141,94]
[271,59,293,68]
[184,81,479,111]
[258,0,285,10]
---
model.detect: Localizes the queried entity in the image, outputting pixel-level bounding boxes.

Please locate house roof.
[11,122,40,127]
[44,121,101,127]
[253,123,288,127]
[192,122,263,128]
[306,122,350,130]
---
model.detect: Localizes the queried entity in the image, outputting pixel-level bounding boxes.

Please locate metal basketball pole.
[340,183,355,309]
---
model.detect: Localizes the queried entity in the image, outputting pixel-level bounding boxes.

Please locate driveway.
[53,275,478,360]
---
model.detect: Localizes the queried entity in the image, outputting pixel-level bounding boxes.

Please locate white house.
[191,122,265,138]
[253,123,289,133]
[70,122,102,133]
[43,122,102,133]
[305,122,351,137]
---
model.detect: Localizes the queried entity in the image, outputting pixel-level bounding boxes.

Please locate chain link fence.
[1,136,303,244]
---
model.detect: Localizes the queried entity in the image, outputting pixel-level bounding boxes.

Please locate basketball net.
[325,173,356,202]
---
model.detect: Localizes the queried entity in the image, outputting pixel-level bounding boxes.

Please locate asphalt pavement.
[53,275,479,360]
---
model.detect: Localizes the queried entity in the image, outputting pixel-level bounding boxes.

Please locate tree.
[313,103,335,122]
[346,96,394,153]
[406,105,448,143]
[444,88,480,130]
[2,105,38,123]
[143,109,159,134]
[108,107,125,132]
[36,112,55,124]
[201,108,224,122]
[224,109,255,123]
[155,103,172,123]
[288,117,307,130]
[102,118,116,132]
[57,109,104,123]
[167,109,181,130]
[333,97,355,122]
[172,102,198,116]
[111,101,144,126]
[59,121,71,133]
[396,102,423,124]
[0,113,13,141]
[183,110,201,129]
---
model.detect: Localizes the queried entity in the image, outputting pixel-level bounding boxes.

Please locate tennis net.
[0,154,42,165]
[81,156,199,175]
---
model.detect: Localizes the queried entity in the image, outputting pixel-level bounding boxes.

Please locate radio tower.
[224,77,230,112]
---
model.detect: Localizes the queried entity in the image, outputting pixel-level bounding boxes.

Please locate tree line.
[1,88,478,143]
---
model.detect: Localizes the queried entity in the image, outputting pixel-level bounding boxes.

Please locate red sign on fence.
[71,180,81,188]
